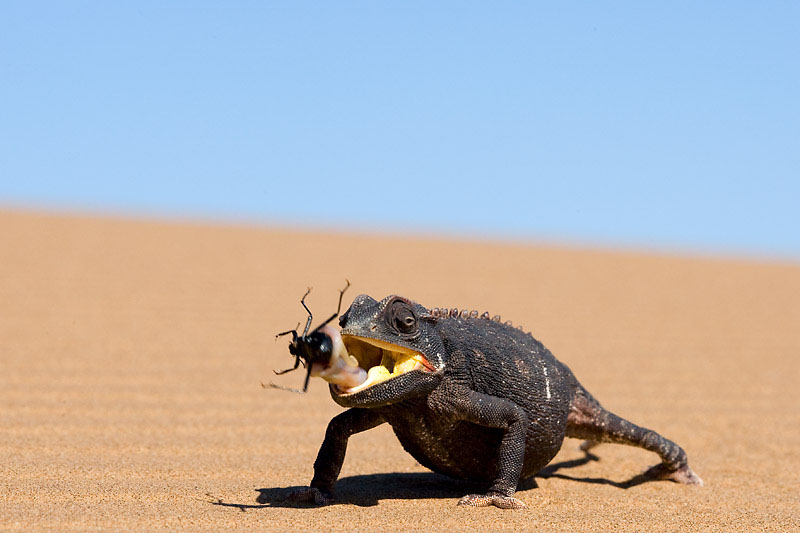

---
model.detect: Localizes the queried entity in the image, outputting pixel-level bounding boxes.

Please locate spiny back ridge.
[429,307,532,336]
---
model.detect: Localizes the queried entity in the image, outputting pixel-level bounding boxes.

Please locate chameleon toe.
[642,463,704,486]
[457,493,527,509]
[283,487,333,505]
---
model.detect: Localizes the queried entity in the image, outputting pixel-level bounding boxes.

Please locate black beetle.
[268,280,351,393]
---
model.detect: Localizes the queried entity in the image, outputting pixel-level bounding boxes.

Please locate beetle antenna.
[313,279,351,332]
[300,287,313,336]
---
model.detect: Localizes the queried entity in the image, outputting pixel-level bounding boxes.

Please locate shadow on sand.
[208,451,665,511]
[536,451,660,489]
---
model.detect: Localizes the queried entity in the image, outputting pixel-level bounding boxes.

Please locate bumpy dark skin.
[285,294,702,509]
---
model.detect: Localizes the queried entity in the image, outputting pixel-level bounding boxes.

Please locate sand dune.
[2,210,798,530]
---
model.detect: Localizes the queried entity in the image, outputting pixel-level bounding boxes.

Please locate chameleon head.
[330,294,446,408]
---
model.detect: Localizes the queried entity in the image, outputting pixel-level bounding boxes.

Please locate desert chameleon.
[280,294,702,509]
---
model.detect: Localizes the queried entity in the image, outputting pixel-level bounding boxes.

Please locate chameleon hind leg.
[565,388,702,485]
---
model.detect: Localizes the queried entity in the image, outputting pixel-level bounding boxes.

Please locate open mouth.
[337,335,434,394]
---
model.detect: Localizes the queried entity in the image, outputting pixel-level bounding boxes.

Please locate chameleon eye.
[388,299,418,335]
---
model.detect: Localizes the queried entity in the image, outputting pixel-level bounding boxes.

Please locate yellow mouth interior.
[341,335,430,393]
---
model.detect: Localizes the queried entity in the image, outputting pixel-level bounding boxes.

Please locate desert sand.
[1,210,798,531]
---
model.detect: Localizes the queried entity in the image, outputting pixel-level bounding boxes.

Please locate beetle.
[268,280,351,393]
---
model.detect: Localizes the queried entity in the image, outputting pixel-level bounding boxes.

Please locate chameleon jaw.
[335,335,434,395]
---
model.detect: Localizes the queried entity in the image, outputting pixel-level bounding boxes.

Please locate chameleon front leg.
[428,384,529,509]
[284,407,385,505]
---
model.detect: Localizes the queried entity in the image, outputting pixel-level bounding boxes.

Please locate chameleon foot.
[283,486,333,505]
[643,463,703,486]
[458,493,527,509]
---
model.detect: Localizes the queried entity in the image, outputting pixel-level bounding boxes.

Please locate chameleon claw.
[283,486,334,505]
[457,493,527,509]
[642,463,704,486]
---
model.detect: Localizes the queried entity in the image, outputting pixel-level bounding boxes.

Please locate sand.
[1,210,798,531]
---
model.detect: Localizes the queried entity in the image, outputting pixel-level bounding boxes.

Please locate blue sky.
[1,2,798,259]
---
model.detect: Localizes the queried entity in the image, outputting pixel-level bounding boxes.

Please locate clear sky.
[1,2,798,259]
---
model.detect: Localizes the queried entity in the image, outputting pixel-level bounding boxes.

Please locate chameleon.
[279,293,702,509]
